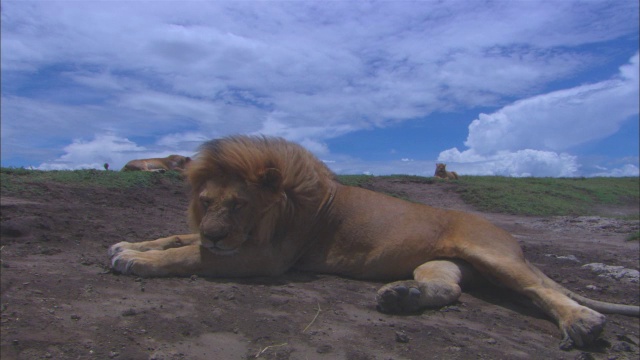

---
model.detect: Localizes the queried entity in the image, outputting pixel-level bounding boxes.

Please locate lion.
[109,135,639,349]
[434,163,459,180]
[121,154,191,173]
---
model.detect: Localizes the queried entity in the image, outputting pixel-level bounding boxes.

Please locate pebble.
[121,308,137,317]
[316,344,333,353]
[395,330,409,343]
[612,341,633,352]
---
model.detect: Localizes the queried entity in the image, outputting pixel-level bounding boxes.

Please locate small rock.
[485,338,497,345]
[121,308,137,317]
[395,330,410,343]
[545,254,580,262]
[574,352,596,360]
[585,285,598,291]
[109,351,120,358]
[442,305,460,312]
[618,333,640,346]
[70,314,81,321]
[316,344,333,354]
[582,263,640,282]
[149,351,167,360]
[612,341,633,352]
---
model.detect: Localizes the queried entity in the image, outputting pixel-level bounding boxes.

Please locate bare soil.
[1,176,638,360]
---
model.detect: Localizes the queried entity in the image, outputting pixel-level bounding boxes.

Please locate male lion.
[121,154,191,173]
[109,135,639,349]
[434,163,459,180]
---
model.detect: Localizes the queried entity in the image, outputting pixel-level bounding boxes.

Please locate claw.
[111,250,137,274]
[558,307,606,349]
[376,282,423,314]
[107,241,131,258]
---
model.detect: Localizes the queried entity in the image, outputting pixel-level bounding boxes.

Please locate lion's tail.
[528,261,640,317]
[567,291,640,316]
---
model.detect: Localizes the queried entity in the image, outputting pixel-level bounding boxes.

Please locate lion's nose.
[201,228,229,243]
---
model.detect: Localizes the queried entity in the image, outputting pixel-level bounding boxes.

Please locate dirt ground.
[1,176,638,360]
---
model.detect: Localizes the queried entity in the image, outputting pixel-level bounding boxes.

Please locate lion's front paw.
[111,249,141,275]
[110,249,170,277]
[376,281,423,314]
[108,241,134,258]
[559,307,606,350]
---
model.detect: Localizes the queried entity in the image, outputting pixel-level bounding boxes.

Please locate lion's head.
[166,155,192,170]
[186,136,335,255]
[435,163,447,175]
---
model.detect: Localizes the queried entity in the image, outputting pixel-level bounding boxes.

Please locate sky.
[1,0,638,177]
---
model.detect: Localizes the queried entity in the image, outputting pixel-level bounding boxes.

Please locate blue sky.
[1,0,638,177]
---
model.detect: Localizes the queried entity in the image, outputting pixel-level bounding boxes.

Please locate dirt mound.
[1,178,638,359]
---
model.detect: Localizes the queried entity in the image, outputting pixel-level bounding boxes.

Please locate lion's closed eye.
[200,196,212,209]
[231,198,248,212]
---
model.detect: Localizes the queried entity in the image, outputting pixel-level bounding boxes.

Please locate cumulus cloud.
[37,134,190,170]
[439,148,580,177]
[1,1,638,173]
[590,164,640,177]
[439,53,639,177]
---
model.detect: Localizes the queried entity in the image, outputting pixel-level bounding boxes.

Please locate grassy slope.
[2,168,638,219]
[0,168,185,196]
[456,176,639,217]
[337,174,639,217]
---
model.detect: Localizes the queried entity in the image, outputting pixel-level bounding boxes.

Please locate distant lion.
[434,163,459,180]
[121,155,191,173]
[109,136,638,349]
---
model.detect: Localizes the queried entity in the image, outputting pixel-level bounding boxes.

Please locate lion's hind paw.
[376,281,423,314]
[559,307,606,349]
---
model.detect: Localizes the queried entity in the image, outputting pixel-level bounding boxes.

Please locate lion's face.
[189,168,285,255]
[194,180,255,254]
[167,155,191,169]
[435,163,447,175]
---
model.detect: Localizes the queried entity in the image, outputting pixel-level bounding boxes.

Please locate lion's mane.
[186,136,336,244]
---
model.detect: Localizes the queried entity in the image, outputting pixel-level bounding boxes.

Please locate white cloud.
[590,164,640,177]
[465,54,639,154]
[1,1,638,173]
[156,132,208,151]
[439,148,580,177]
[438,53,639,177]
[300,138,330,157]
[37,134,190,171]
[324,155,436,177]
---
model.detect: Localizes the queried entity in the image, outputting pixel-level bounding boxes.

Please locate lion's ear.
[259,168,283,192]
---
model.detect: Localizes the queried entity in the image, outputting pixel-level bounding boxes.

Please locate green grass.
[339,174,639,217]
[337,174,437,187]
[1,167,185,195]
[3,168,638,218]
[626,231,640,242]
[456,176,639,216]
[379,174,437,184]
[336,174,374,187]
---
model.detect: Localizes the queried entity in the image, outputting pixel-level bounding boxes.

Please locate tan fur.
[434,163,459,180]
[121,154,191,173]
[109,135,638,349]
